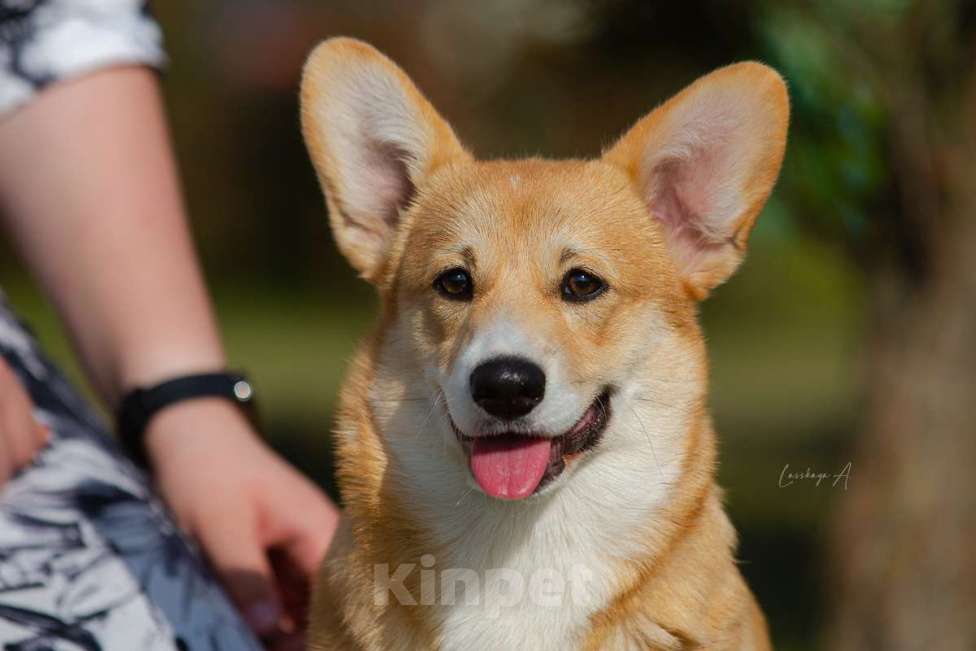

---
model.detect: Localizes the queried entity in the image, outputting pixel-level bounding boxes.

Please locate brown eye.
[561,268,607,302]
[435,268,473,300]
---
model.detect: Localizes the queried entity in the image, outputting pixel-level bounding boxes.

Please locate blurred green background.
[5,1,971,649]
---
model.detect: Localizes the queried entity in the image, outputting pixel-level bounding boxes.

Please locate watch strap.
[117,371,255,466]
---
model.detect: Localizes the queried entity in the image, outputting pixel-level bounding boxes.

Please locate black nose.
[470,356,546,420]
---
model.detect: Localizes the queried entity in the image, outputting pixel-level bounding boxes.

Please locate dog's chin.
[449,388,613,500]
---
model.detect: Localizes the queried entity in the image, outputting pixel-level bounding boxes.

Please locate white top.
[0,0,166,117]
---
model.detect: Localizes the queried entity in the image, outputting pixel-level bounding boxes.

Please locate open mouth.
[452,388,612,500]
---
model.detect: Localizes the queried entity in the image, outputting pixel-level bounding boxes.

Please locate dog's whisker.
[454,488,474,509]
[408,391,444,441]
[395,395,443,442]
[630,405,662,478]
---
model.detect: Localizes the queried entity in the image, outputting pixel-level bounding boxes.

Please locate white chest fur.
[381,403,686,650]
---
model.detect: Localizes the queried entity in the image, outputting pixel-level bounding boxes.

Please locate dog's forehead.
[411,158,662,256]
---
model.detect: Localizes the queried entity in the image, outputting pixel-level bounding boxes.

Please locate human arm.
[0,66,338,645]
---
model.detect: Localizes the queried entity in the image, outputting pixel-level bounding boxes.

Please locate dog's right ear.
[300,38,468,280]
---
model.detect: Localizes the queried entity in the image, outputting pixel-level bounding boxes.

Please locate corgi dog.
[301,38,788,651]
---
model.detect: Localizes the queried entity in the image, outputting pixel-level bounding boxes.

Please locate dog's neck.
[337,354,719,649]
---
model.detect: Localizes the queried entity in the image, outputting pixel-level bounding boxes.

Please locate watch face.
[232,379,254,402]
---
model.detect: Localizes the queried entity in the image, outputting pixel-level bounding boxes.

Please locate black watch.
[117,371,256,466]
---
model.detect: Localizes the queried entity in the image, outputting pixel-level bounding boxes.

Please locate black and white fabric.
[0,294,263,650]
[0,0,166,116]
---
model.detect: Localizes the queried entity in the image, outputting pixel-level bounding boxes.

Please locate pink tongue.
[470,436,552,500]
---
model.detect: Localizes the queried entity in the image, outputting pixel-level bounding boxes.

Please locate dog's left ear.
[300,38,469,281]
[604,62,789,299]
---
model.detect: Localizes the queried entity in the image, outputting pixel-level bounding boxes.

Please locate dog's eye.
[562,268,606,302]
[434,268,473,300]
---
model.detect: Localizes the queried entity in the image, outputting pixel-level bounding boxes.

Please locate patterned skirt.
[0,297,261,650]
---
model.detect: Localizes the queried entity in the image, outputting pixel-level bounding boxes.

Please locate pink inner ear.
[362,140,416,230]
[650,160,704,244]
[643,110,744,272]
[647,158,725,270]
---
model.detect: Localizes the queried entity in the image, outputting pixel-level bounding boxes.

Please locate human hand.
[144,398,339,650]
[0,356,49,485]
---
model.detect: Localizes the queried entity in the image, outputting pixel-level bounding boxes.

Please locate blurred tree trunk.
[828,3,976,649]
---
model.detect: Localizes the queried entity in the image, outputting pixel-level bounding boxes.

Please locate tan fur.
[302,38,787,650]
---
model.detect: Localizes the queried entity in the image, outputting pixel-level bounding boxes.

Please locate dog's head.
[301,38,788,503]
